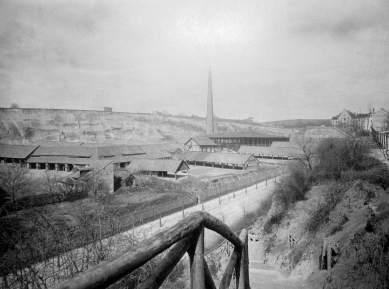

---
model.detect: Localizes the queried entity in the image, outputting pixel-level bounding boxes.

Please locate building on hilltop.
[331,108,371,130]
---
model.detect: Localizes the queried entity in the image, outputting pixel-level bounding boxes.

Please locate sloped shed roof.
[145,150,172,159]
[304,127,349,139]
[238,146,302,157]
[207,132,283,138]
[179,151,257,166]
[271,141,300,149]
[139,143,187,153]
[127,159,189,173]
[32,146,97,158]
[0,144,39,159]
[33,141,84,147]
[26,156,94,165]
[185,137,217,146]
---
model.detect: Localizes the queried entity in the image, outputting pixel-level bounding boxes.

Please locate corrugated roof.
[32,146,97,158]
[0,144,39,159]
[185,137,217,146]
[127,159,189,173]
[207,132,287,139]
[179,151,257,166]
[238,146,302,157]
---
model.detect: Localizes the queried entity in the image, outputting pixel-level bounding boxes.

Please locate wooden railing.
[54,211,250,289]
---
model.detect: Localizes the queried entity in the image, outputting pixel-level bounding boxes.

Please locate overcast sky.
[0,0,388,122]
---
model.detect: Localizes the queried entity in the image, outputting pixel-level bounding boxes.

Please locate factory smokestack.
[206,68,214,135]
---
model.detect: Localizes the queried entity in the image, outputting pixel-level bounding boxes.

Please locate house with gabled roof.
[331,109,371,130]
[127,159,189,179]
[184,137,218,152]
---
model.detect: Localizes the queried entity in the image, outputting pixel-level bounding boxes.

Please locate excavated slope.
[0,108,291,144]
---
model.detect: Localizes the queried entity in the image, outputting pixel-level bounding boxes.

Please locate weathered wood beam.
[202,213,244,250]
[238,229,250,289]
[53,213,203,289]
[219,247,241,289]
[54,211,243,289]
[138,237,191,289]
[189,227,205,289]
[204,257,217,289]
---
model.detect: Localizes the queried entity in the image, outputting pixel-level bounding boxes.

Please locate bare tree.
[294,135,316,170]
[39,170,61,204]
[0,164,31,212]
[10,103,19,108]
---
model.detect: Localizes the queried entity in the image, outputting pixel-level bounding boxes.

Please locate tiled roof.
[207,132,287,139]
[127,159,189,173]
[0,145,39,159]
[179,151,258,166]
[185,137,217,146]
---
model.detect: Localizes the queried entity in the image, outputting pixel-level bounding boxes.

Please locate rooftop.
[127,159,189,173]
[0,144,39,159]
[207,132,287,139]
[179,151,258,166]
[185,137,217,146]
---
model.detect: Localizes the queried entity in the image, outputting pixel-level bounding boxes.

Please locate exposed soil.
[249,179,389,289]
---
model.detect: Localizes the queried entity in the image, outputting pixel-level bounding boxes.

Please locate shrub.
[273,164,312,210]
[341,164,389,189]
[314,138,372,180]
[305,183,345,233]
[328,214,349,236]
[263,211,285,234]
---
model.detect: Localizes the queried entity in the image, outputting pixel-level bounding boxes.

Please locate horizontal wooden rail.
[54,211,249,289]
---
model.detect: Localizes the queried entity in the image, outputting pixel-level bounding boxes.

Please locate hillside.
[248,140,389,289]
[260,119,331,128]
[0,108,292,145]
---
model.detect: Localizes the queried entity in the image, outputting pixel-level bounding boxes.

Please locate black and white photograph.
[0,1,388,288]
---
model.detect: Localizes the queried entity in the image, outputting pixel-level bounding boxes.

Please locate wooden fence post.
[320,240,326,270]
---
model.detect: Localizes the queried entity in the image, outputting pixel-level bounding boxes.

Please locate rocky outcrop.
[0,108,292,144]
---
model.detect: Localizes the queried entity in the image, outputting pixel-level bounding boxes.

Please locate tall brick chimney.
[207,68,214,135]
